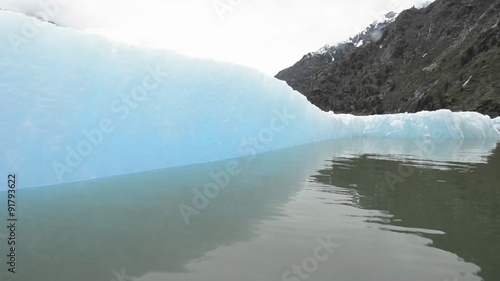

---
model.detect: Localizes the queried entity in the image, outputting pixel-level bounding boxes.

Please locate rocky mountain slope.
[276,0,500,117]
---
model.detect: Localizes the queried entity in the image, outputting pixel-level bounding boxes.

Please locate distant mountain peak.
[308,11,398,59]
[276,0,500,117]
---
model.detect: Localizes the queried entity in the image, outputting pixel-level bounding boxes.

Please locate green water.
[0,138,499,281]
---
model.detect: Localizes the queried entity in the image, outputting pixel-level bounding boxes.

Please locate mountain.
[276,11,397,95]
[275,0,500,117]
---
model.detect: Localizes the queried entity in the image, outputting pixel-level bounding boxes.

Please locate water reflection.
[0,138,497,281]
[312,140,500,281]
[0,141,333,281]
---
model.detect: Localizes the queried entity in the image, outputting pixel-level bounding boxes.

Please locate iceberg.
[1,11,499,188]
[493,117,500,132]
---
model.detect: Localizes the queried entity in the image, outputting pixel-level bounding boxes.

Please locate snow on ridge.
[414,1,434,9]
[308,1,435,59]
[308,12,399,59]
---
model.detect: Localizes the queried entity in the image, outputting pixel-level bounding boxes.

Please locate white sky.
[0,0,432,75]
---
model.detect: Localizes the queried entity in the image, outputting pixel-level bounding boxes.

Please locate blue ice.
[0,11,499,188]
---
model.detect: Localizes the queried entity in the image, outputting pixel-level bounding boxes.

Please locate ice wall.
[1,11,499,188]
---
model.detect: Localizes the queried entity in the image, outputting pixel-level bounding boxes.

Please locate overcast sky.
[1,0,432,75]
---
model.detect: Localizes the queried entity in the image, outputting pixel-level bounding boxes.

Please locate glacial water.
[2,11,500,189]
[0,138,499,281]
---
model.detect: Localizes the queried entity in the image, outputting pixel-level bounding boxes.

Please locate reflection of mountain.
[311,143,500,281]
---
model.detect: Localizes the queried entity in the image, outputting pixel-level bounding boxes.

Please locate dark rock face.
[276,15,394,97]
[276,0,500,118]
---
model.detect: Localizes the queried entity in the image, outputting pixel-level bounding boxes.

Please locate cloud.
[0,0,434,75]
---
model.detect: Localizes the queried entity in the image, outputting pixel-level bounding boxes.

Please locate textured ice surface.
[493,117,500,132]
[1,11,499,188]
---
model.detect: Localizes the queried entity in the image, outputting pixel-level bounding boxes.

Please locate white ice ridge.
[1,11,499,188]
[493,117,500,132]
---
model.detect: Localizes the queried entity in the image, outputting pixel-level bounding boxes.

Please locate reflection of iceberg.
[1,11,499,188]
[0,149,301,281]
[0,138,489,281]
[324,138,499,170]
[0,139,351,281]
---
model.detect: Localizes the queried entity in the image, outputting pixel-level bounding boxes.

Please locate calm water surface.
[1,138,499,281]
